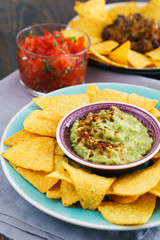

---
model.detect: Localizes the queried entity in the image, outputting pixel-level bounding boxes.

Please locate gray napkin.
[1,68,160,240]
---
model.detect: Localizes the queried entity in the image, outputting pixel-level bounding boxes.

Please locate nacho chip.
[108,1,140,20]
[1,137,54,172]
[23,110,62,137]
[61,180,79,207]
[107,194,140,203]
[46,170,72,183]
[98,193,156,225]
[141,0,160,22]
[152,61,160,68]
[108,41,131,65]
[55,140,65,156]
[128,93,158,111]
[150,158,160,168]
[54,155,68,171]
[146,47,160,61]
[68,160,83,169]
[91,88,128,103]
[91,40,119,55]
[112,165,160,196]
[11,163,58,193]
[149,180,160,197]
[33,94,90,117]
[90,47,128,68]
[90,37,103,46]
[149,107,160,119]
[46,181,61,199]
[46,156,69,181]
[152,151,160,160]
[3,129,40,147]
[69,17,106,38]
[128,50,152,69]
[74,0,112,23]
[86,84,100,102]
[74,1,82,6]
[63,161,115,210]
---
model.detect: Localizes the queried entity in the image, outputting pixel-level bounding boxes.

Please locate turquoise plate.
[1,82,160,230]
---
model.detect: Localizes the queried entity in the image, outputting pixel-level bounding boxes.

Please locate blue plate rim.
[1,82,160,231]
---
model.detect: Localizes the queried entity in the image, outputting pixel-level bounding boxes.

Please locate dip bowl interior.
[56,102,160,174]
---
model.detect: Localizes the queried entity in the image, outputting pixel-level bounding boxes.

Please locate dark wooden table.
[0,1,147,239]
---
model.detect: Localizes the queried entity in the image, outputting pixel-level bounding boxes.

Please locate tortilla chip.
[11,163,58,193]
[3,129,40,147]
[112,165,160,196]
[89,48,128,68]
[141,0,160,22]
[46,181,61,199]
[152,152,160,160]
[68,160,83,169]
[128,50,152,69]
[61,180,79,207]
[151,61,160,68]
[149,107,160,119]
[63,161,115,210]
[74,1,82,6]
[146,47,160,61]
[74,0,112,23]
[90,37,103,46]
[108,1,140,20]
[55,140,65,156]
[91,40,119,55]
[46,170,72,183]
[23,110,62,137]
[1,137,54,172]
[91,89,128,103]
[46,156,69,181]
[54,155,68,171]
[150,158,160,168]
[149,179,160,197]
[108,41,131,65]
[33,94,90,117]
[128,93,158,111]
[107,194,140,203]
[86,84,100,102]
[69,17,106,38]
[98,193,156,225]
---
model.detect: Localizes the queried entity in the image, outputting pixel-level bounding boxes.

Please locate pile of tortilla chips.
[68,0,160,69]
[1,84,160,226]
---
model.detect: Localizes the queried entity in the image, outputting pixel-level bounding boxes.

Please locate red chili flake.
[89,153,94,158]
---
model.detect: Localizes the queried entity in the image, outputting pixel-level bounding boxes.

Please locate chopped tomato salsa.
[17,30,89,93]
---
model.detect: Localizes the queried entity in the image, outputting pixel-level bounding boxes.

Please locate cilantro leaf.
[42,59,55,72]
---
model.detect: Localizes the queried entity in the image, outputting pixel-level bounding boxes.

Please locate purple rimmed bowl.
[56,102,160,174]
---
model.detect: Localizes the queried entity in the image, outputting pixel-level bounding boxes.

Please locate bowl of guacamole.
[57,102,160,173]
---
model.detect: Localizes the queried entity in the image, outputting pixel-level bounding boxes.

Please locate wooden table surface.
[0,0,147,239]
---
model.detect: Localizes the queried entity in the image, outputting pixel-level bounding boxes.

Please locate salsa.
[102,13,160,54]
[17,30,88,93]
[70,106,153,165]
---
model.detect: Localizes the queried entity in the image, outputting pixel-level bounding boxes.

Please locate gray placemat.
[1,68,160,240]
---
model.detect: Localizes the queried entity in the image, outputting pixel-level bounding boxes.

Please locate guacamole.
[70,106,153,165]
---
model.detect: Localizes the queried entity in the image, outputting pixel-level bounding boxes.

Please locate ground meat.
[102,13,160,53]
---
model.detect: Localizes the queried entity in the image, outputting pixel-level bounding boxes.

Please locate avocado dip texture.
[70,106,153,165]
